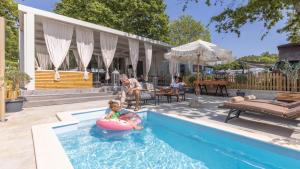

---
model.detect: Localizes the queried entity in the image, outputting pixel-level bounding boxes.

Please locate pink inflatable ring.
[96,115,141,131]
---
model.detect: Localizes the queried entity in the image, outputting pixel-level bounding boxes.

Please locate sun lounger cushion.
[230,96,244,103]
[249,100,300,109]
[145,83,154,90]
[223,101,289,117]
[141,92,152,100]
[285,101,300,109]
[287,106,300,118]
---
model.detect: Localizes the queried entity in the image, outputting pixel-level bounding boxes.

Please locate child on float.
[105,100,143,130]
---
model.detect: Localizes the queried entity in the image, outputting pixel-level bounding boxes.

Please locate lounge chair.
[222,98,300,123]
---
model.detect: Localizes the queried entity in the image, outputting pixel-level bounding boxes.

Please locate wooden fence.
[206,73,300,92]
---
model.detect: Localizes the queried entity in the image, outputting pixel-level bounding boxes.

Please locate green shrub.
[235,74,247,84]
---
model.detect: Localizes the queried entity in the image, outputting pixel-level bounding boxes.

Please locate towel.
[230,96,245,103]
[244,95,256,100]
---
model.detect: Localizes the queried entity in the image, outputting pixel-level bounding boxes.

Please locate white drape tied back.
[144,42,152,81]
[35,45,51,70]
[76,27,94,80]
[100,32,118,80]
[72,49,83,71]
[128,39,139,78]
[169,57,178,82]
[43,19,73,81]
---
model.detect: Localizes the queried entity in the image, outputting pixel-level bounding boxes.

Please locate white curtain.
[36,45,51,70]
[128,38,139,78]
[76,27,94,80]
[100,32,118,80]
[72,49,83,71]
[61,52,70,70]
[43,19,73,81]
[144,42,152,81]
[169,57,178,82]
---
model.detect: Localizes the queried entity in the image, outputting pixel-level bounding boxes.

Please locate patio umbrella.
[165,39,232,80]
[165,39,232,107]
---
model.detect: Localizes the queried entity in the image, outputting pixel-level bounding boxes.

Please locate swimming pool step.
[21,87,119,96]
[24,92,113,101]
[23,94,117,108]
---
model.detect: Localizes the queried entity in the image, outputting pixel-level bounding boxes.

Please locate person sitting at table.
[170,76,185,102]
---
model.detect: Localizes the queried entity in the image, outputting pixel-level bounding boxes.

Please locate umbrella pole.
[190,54,200,107]
[195,54,200,96]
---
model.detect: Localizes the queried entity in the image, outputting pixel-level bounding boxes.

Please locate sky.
[15,0,288,58]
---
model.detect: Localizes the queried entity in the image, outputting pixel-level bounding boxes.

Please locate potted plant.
[235,74,247,97]
[187,75,196,93]
[5,67,31,112]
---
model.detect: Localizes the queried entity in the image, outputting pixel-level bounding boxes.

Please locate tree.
[213,52,279,70]
[277,60,300,91]
[182,0,300,42]
[0,0,18,63]
[168,15,211,46]
[55,0,169,42]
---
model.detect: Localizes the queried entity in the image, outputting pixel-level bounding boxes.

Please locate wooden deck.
[35,70,93,89]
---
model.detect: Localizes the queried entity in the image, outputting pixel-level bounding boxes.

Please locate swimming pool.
[54,110,300,169]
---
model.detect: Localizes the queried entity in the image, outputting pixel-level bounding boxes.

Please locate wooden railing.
[204,72,300,92]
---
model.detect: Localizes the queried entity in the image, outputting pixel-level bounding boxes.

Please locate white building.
[18,4,171,90]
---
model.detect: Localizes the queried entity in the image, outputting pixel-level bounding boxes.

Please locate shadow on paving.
[155,95,300,139]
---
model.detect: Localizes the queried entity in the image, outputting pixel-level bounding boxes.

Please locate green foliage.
[239,52,279,64]
[0,0,19,61]
[168,15,211,46]
[213,60,242,70]
[183,0,300,42]
[55,0,170,42]
[5,66,31,90]
[235,74,247,84]
[213,52,278,70]
[188,75,196,86]
[277,60,300,81]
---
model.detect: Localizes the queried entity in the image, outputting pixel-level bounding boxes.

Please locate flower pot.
[5,97,25,113]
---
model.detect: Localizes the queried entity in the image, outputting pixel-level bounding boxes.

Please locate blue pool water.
[57,111,300,169]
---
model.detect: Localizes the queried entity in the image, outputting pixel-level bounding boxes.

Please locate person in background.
[170,76,185,102]
[170,76,178,88]
[119,74,142,111]
[138,75,145,83]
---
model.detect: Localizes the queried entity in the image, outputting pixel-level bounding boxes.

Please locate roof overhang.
[18,4,172,49]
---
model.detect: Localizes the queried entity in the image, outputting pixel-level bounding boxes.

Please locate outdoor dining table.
[155,87,179,104]
[194,80,229,97]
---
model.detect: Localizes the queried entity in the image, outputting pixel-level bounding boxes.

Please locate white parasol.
[165,39,232,65]
[165,39,232,107]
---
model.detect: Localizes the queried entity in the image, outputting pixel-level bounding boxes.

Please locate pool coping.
[32,107,300,169]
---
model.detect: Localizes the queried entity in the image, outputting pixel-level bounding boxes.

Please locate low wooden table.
[194,80,229,96]
[156,87,180,104]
